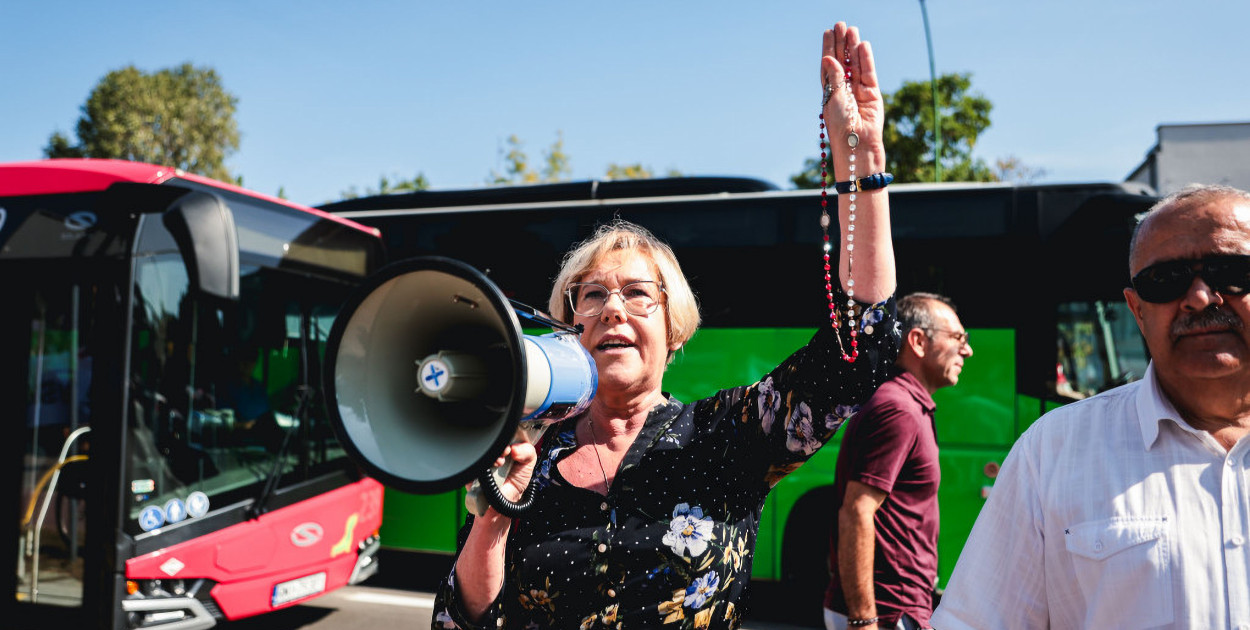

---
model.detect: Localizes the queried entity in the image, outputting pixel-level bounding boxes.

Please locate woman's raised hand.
[821,23,885,175]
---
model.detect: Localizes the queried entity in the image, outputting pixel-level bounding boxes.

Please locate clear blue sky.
[4,1,1247,206]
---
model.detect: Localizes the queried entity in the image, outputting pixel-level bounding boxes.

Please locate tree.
[44,63,240,182]
[993,155,1047,184]
[885,73,992,182]
[604,164,684,180]
[605,163,653,180]
[489,132,572,185]
[340,172,431,200]
[793,72,1016,187]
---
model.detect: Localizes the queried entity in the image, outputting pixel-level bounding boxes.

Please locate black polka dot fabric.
[433,293,900,630]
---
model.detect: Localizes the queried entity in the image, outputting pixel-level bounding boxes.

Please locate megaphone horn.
[323,256,596,517]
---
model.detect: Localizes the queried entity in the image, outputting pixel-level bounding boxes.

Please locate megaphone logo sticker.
[420,358,450,393]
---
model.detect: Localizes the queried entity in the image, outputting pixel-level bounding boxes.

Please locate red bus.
[3,159,386,629]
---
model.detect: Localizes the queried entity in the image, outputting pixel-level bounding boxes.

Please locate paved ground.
[221,549,825,630]
[221,584,821,630]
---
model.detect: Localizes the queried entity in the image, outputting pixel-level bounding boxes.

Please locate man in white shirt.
[931,184,1250,629]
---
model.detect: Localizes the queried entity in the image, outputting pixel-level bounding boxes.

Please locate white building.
[1126,121,1250,195]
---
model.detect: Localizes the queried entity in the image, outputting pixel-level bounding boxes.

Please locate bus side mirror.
[163,192,240,301]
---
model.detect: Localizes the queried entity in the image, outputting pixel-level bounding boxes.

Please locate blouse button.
[597,543,608,553]
[607,588,617,598]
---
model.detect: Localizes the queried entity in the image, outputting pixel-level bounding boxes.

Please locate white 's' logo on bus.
[64,211,97,231]
[290,522,324,547]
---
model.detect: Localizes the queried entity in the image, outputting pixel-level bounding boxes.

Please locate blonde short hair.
[548,220,700,358]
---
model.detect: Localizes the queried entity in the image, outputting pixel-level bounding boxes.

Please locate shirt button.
[600,501,610,512]
[1232,535,1246,547]
[598,543,608,553]
[607,588,617,598]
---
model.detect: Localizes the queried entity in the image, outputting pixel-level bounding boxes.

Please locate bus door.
[4,259,128,626]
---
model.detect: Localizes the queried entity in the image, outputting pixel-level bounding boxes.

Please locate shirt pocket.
[1064,516,1173,627]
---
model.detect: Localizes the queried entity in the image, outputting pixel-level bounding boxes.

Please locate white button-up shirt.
[931,363,1250,629]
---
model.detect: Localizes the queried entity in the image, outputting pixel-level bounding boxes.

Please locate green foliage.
[885,72,992,183]
[606,163,654,180]
[789,157,830,189]
[792,72,1042,187]
[44,132,85,158]
[340,172,431,200]
[993,155,1047,184]
[44,63,240,182]
[489,132,571,185]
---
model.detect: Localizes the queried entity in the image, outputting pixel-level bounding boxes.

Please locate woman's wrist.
[832,143,886,181]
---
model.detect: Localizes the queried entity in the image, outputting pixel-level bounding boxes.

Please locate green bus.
[321,177,1155,621]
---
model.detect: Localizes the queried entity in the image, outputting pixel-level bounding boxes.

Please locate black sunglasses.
[1130,254,1250,303]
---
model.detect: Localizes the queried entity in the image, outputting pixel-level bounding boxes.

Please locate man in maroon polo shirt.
[823,293,973,630]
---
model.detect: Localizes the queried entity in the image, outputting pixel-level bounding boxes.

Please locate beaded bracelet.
[847,616,880,627]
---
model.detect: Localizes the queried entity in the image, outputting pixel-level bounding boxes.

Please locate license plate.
[272,572,327,606]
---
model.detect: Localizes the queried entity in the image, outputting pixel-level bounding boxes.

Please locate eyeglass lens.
[569,281,663,316]
[1132,255,1250,303]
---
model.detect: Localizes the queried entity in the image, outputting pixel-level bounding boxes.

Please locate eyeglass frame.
[1130,254,1250,304]
[565,280,667,317]
[921,327,971,346]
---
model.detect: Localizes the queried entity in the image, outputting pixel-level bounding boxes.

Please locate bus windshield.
[125,257,355,536]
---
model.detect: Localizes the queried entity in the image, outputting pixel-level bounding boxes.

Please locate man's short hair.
[897,292,956,334]
[1129,184,1250,271]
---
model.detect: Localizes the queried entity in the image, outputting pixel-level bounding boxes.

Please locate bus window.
[125,258,359,535]
[20,281,100,609]
[1056,300,1147,398]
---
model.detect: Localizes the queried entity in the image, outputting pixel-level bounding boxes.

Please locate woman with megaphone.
[434,22,899,630]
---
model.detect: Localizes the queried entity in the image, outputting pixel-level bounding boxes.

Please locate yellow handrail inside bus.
[21,455,88,528]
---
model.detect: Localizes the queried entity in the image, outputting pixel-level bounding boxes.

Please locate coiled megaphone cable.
[476,466,538,519]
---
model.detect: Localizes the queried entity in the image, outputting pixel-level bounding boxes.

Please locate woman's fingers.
[857,40,879,89]
[845,26,862,87]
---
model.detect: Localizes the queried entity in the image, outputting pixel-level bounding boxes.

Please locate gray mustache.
[1172,307,1244,336]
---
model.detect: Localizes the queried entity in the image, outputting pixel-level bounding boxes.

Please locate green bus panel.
[382,488,466,554]
[930,329,1015,448]
[664,328,816,403]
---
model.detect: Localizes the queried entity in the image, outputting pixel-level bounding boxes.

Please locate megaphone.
[323,256,597,517]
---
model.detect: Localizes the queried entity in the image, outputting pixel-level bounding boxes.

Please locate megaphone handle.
[465,423,550,518]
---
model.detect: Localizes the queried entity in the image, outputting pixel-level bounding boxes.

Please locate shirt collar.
[1135,362,1207,449]
[893,368,937,414]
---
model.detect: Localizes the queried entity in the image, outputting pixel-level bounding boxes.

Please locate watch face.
[847,132,859,148]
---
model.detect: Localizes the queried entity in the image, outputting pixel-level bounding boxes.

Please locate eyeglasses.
[923,327,971,346]
[566,281,666,317]
[1130,254,1250,304]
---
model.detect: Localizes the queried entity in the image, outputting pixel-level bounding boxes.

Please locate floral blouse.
[433,294,900,630]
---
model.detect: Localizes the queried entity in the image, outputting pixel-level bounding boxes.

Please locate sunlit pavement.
[221,585,820,629]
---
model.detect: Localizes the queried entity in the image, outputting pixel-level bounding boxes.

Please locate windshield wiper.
[248,309,313,519]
